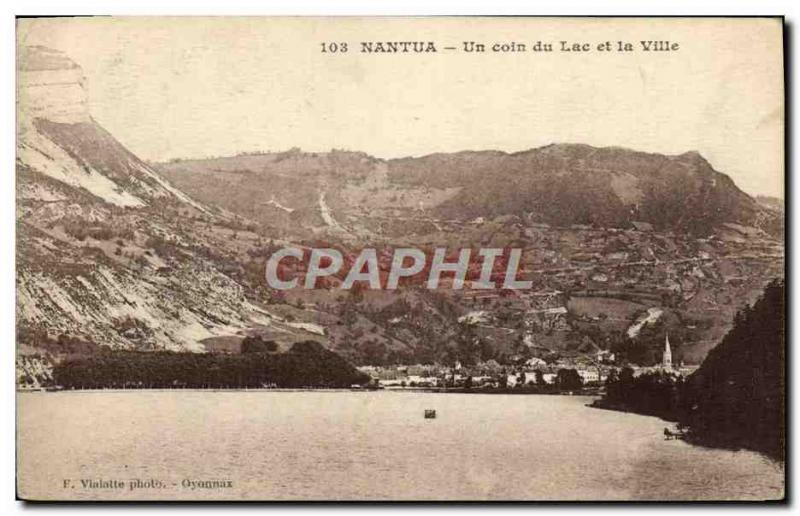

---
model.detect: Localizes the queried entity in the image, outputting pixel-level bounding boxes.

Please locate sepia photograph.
[14,16,785,502]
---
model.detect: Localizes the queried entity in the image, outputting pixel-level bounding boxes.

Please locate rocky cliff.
[16,47,271,353]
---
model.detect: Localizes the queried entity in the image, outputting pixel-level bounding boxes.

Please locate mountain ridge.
[159,143,782,239]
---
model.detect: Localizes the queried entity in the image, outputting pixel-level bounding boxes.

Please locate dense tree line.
[604,367,683,420]
[53,341,370,389]
[601,279,784,460]
[681,279,784,460]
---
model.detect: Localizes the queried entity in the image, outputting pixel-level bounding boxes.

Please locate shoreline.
[588,398,784,463]
[587,398,680,423]
[18,387,601,396]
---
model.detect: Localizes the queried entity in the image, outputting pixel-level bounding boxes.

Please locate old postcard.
[15,16,784,501]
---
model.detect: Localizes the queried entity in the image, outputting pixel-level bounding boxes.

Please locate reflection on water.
[17,391,784,500]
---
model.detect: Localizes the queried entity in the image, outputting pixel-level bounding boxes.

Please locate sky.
[17,17,784,198]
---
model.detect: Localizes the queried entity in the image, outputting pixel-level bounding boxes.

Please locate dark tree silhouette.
[682,279,784,460]
[53,341,369,390]
[241,335,278,353]
[555,368,583,391]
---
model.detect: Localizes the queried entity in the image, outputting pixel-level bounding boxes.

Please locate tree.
[555,368,583,391]
[534,370,545,386]
[498,373,508,389]
[464,375,473,389]
[241,336,278,353]
[290,340,326,354]
[516,372,525,388]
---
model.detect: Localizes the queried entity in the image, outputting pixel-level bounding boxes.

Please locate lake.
[16,391,784,501]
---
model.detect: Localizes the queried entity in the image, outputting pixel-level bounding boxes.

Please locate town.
[357,335,698,392]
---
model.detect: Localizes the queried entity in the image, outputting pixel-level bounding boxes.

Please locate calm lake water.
[17,391,784,501]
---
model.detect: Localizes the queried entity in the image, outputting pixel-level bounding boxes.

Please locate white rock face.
[17,124,147,207]
[15,47,256,354]
[17,264,254,352]
[17,46,90,124]
[16,46,147,207]
[16,46,211,210]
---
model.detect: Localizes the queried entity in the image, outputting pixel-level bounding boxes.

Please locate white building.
[577,369,602,383]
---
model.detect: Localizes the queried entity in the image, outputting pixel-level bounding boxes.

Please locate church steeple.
[663,333,672,369]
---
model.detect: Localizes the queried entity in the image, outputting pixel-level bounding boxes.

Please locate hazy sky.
[18,17,784,197]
